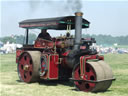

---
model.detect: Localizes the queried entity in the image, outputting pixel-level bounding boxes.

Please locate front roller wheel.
[17,51,41,83]
[72,60,114,92]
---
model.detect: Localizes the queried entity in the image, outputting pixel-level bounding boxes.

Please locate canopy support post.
[26,29,29,45]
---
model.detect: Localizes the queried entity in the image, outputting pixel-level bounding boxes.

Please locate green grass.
[0,53,128,96]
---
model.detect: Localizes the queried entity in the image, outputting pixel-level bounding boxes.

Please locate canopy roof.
[19,16,90,30]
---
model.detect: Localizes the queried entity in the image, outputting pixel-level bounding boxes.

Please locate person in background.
[38,29,52,41]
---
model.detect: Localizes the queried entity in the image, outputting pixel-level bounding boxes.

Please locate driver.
[38,29,52,41]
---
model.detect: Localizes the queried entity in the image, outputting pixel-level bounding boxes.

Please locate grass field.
[0,53,128,96]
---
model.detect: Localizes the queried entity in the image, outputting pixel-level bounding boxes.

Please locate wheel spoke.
[19,64,24,73]
[26,56,30,65]
[25,71,31,80]
[18,64,25,81]
[19,57,25,65]
[29,65,33,71]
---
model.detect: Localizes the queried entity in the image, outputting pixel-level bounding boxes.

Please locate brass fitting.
[24,65,29,71]
[75,12,83,16]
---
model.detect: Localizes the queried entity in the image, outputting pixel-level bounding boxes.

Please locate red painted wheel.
[73,61,113,92]
[18,51,41,83]
[73,63,96,92]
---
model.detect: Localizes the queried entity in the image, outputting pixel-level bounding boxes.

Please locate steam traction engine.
[16,12,115,92]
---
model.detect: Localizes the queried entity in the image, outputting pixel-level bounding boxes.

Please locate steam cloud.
[65,0,82,14]
[28,0,82,15]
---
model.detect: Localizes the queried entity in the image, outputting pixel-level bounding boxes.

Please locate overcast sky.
[1,0,128,37]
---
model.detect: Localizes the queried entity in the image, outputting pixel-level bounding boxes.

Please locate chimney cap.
[75,12,83,16]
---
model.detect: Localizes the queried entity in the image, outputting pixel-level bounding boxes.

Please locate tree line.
[82,34,128,45]
[0,33,128,45]
[0,33,36,44]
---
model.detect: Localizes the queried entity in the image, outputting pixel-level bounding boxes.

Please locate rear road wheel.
[18,51,41,83]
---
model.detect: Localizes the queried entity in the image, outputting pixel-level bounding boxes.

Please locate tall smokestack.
[74,12,83,50]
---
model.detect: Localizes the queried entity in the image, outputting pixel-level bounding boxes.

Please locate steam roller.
[16,11,115,92]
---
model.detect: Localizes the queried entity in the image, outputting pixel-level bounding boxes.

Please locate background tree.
[0,34,128,46]
[0,33,37,44]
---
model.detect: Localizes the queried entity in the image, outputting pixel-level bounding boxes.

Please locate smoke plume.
[65,0,82,14]
[28,0,82,15]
